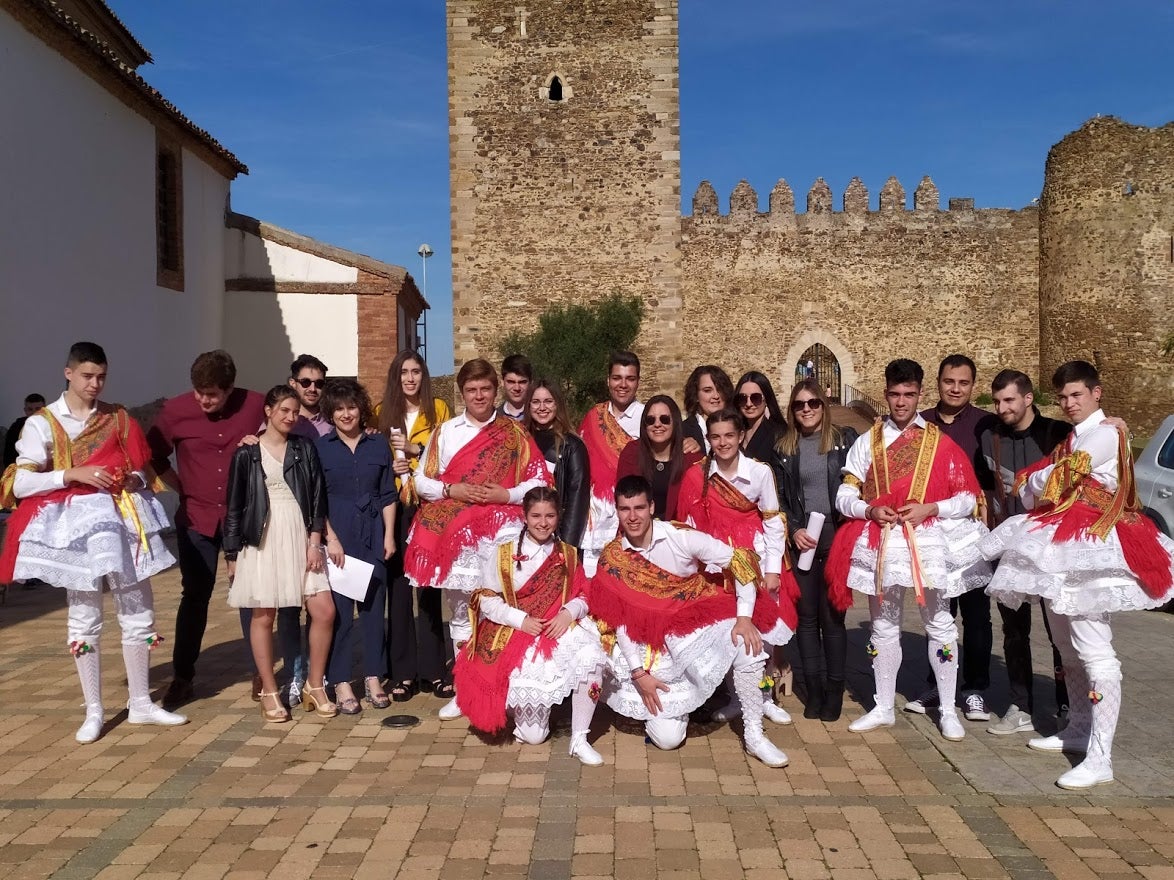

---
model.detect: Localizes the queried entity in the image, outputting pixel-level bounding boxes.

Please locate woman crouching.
[453,487,607,765]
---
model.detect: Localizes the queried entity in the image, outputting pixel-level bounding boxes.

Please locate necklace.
[654,461,666,472]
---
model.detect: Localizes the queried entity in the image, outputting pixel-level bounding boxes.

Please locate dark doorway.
[795,343,841,402]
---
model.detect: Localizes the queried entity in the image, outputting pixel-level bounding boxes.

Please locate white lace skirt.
[13,491,175,591]
[604,619,755,721]
[980,514,1174,615]
[228,496,329,608]
[845,518,990,599]
[506,619,608,711]
[584,495,618,554]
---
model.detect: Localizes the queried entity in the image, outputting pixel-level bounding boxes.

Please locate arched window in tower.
[548,75,564,102]
[795,343,842,403]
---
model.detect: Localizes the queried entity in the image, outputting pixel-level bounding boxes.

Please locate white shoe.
[762,700,792,725]
[1057,759,1113,790]
[569,733,604,766]
[127,701,188,727]
[710,693,742,723]
[745,735,789,768]
[848,705,895,733]
[438,697,463,721]
[939,710,966,742]
[1028,733,1087,754]
[987,707,1034,736]
[75,711,104,744]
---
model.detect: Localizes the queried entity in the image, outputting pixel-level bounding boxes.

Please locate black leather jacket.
[222,435,327,559]
[775,426,859,550]
[532,428,590,548]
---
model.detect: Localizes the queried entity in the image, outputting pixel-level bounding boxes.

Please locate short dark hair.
[501,354,533,381]
[885,359,924,388]
[937,354,976,381]
[24,393,46,405]
[1052,359,1100,392]
[291,354,328,378]
[608,350,640,376]
[705,408,745,433]
[614,474,652,503]
[320,378,371,427]
[190,350,236,390]
[67,341,107,367]
[522,485,560,515]
[991,369,1033,396]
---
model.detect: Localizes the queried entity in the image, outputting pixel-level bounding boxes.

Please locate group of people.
[2,341,1172,789]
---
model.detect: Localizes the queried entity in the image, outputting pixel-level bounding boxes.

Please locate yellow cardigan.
[375,397,452,487]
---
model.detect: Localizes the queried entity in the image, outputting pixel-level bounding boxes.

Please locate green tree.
[497,294,644,421]
[1162,332,1174,358]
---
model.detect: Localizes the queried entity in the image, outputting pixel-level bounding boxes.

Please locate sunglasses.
[296,378,326,389]
[644,414,672,426]
[735,392,764,407]
[791,398,824,412]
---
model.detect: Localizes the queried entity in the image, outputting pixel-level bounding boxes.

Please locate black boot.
[803,676,824,719]
[821,680,845,722]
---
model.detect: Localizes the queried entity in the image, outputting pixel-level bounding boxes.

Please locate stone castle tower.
[448,0,685,391]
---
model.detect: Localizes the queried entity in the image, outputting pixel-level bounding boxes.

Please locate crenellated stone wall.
[680,177,1041,401]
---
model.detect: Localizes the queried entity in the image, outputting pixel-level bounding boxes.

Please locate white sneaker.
[569,733,604,766]
[903,687,939,715]
[438,697,463,721]
[288,677,306,708]
[1028,733,1087,754]
[744,735,789,768]
[1057,759,1113,790]
[939,710,966,742]
[848,705,895,732]
[710,693,742,723]
[987,707,1034,736]
[75,711,104,744]
[763,701,792,725]
[963,692,990,722]
[127,702,188,726]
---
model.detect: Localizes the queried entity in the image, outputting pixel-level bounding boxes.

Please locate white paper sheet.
[326,555,376,601]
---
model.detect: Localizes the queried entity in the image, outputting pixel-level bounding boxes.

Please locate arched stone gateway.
[781,329,857,403]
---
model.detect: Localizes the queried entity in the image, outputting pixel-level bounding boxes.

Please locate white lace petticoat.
[505,619,608,711]
[980,514,1174,615]
[13,491,175,591]
[603,619,760,721]
[845,518,991,599]
[408,523,521,593]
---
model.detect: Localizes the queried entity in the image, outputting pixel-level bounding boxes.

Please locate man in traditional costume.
[454,487,607,765]
[578,350,644,574]
[980,360,1174,789]
[0,342,186,743]
[828,358,989,742]
[403,358,550,720]
[677,408,798,725]
[593,475,791,767]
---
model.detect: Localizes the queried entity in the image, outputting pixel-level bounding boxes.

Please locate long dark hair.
[780,378,841,456]
[638,394,686,487]
[734,371,786,428]
[523,378,575,456]
[378,350,437,436]
[683,365,735,419]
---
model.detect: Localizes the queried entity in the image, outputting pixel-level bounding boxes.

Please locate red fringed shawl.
[579,403,632,503]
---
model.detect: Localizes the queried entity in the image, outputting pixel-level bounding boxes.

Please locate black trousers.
[172,526,249,682]
[997,600,1069,713]
[386,504,452,684]
[924,589,993,692]
[794,553,847,682]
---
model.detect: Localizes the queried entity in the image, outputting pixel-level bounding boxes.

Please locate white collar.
[50,393,97,422]
[620,519,669,551]
[1073,408,1106,436]
[885,414,927,433]
[457,410,494,429]
[610,401,639,420]
[502,401,524,417]
[707,451,752,481]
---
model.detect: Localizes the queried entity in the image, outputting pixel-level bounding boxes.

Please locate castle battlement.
[687,176,1034,230]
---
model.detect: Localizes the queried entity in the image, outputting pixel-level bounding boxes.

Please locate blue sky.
[117,1,1174,374]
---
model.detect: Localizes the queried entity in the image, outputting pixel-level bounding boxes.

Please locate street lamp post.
[416,243,433,359]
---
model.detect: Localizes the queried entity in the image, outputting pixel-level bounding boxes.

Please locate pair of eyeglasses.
[644,414,672,426]
[791,399,824,412]
[735,392,764,407]
[297,379,326,389]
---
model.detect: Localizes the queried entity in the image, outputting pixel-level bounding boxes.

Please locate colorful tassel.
[146,633,164,651]
[865,641,878,658]
[588,682,601,703]
[1089,690,1103,704]
[936,644,954,664]
[69,640,93,657]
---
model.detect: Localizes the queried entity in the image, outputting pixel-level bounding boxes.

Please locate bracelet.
[310,544,326,554]
[443,482,451,498]
[630,668,649,681]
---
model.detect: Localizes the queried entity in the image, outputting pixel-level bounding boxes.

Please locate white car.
[1136,414,1174,538]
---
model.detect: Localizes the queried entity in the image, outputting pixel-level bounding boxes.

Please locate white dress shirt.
[413,411,545,505]
[703,453,787,574]
[611,400,645,440]
[1021,409,1117,508]
[14,395,146,498]
[615,520,755,669]
[835,415,976,520]
[477,535,589,629]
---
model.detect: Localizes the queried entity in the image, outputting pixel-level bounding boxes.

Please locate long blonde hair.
[779,379,841,456]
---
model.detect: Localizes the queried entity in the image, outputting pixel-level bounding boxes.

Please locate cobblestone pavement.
[1,566,1172,880]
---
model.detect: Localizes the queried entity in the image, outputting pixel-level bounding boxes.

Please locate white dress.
[228,445,329,608]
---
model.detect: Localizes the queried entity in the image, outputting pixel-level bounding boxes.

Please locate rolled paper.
[390,428,406,460]
[796,511,826,572]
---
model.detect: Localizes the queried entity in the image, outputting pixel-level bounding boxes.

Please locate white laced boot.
[929,637,964,741]
[763,697,792,725]
[1057,678,1118,790]
[568,673,604,766]
[849,637,899,732]
[73,641,104,744]
[438,697,464,720]
[125,642,187,726]
[735,663,787,767]
[1029,661,1090,753]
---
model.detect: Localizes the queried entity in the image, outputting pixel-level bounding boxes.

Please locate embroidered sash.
[579,403,632,502]
[403,416,549,588]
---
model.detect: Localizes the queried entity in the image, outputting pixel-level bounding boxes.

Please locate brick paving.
[1,564,1172,880]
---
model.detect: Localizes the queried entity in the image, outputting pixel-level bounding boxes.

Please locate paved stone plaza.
[1,564,1172,880]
